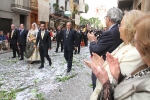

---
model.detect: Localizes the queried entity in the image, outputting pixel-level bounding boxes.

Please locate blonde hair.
[123,10,144,45]
[134,13,150,60]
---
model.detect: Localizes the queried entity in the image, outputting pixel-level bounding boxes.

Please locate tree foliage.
[85,3,89,13]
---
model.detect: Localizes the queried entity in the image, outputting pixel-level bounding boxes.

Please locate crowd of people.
[84,7,150,100]
[1,6,150,100]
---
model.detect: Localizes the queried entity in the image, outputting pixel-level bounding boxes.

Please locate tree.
[85,3,89,13]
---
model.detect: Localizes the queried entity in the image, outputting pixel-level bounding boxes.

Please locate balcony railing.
[73,0,79,5]
[11,4,30,14]
[11,4,31,10]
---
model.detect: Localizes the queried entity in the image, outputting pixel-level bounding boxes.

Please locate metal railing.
[11,4,31,10]
[73,0,79,4]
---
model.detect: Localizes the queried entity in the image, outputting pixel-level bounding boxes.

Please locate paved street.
[0,44,93,100]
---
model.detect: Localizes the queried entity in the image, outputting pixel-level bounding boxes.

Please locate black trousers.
[92,72,97,91]
[11,44,19,57]
[74,44,81,54]
[64,47,73,71]
[39,47,51,65]
[19,44,26,59]
[56,41,63,52]
[84,35,88,46]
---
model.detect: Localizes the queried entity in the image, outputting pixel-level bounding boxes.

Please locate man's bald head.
[11,24,15,30]
[66,22,72,30]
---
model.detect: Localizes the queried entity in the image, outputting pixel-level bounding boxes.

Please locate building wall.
[142,0,150,12]
[0,0,30,30]
[133,0,142,9]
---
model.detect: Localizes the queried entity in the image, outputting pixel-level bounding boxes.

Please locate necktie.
[66,30,69,38]
[41,31,44,39]
[20,30,23,35]
[11,30,14,38]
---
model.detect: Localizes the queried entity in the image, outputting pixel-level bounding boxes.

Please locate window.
[65,1,67,11]
[56,0,59,4]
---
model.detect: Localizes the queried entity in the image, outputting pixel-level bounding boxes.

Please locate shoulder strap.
[131,64,147,75]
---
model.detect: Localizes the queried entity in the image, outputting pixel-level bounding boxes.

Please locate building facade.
[0,0,30,34]
[118,0,150,12]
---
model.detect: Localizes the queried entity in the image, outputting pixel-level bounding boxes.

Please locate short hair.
[66,22,72,26]
[134,13,150,60]
[107,7,123,23]
[11,24,15,27]
[123,10,144,45]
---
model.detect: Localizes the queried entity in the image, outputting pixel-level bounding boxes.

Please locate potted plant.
[72,10,78,19]
[53,3,59,13]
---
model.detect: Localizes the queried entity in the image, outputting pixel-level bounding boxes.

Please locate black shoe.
[30,61,34,64]
[19,58,24,60]
[49,61,52,66]
[38,65,44,69]
[67,69,71,73]
[12,56,16,58]
[55,50,58,53]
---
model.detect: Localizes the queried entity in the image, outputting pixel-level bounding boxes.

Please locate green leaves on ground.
[87,84,93,88]
[56,73,78,82]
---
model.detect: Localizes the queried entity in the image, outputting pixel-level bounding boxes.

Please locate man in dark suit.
[55,25,63,52]
[10,24,20,58]
[62,22,78,73]
[18,24,28,60]
[88,7,123,91]
[74,27,82,54]
[35,23,52,69]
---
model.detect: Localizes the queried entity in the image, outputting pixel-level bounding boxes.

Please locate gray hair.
[107,7,123,23]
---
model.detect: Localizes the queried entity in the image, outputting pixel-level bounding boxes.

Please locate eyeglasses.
[104,16,108,19]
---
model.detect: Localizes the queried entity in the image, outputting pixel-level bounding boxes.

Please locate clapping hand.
[91,53,104,67]
[106,52,120,82]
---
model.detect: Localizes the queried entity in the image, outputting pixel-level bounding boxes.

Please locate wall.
[133,0,142,9]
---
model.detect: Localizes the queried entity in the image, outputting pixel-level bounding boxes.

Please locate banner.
[38,0,49,22]
[75,14,80,25]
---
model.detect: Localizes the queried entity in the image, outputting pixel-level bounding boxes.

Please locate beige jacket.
[90,43,144,100]
[114,73,150,100]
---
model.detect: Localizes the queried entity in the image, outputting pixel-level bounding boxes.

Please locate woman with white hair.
[25,23,40,63]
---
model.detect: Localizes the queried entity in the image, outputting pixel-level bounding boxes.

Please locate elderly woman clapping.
[87,13,150,100]
[84,10,145,100]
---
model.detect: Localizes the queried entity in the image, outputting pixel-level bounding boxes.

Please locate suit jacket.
[89,24,123,60]
[18,29,28,45]
[62,29,77,51]
[76,30,82,44]
[56,30,63,42]
[114,73,150,100]
[36,30,51,50]
[10,29,19,45]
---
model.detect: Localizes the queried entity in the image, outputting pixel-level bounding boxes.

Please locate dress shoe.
[12,56,16,58]
[19,58,24,60]
[67,69,71,73]
[49,61,52,66]
[38,65,44,69]
[30,61,34,64]
[55,51,58,53]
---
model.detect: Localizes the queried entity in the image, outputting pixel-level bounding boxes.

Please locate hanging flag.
[38,0,49,22]
[75,14,80,25]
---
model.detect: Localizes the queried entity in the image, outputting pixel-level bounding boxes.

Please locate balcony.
[73,0,79,5]
[11,4,31,15]
[30,0,38,10]
[118,0,133,10]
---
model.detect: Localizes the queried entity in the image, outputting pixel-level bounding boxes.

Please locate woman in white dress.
[26,23,40,63]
